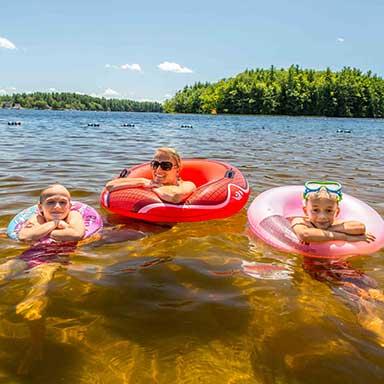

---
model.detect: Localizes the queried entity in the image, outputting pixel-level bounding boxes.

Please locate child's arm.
[291,219,375,243]
[49,211,86,242]
[328,221,366,235]
[329,221,376,242]
[292,222,349,243]
[105,178,152,191]
[152,181,196,204]
[18,216,58,242]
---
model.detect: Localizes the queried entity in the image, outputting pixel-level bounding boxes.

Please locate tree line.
[0,92,162,112]
[163,66,384,117]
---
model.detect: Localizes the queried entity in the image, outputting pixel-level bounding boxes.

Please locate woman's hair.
[155,147,182,168]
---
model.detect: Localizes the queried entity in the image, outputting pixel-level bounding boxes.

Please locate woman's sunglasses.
[150,160,175,171]
[303,180,343,201]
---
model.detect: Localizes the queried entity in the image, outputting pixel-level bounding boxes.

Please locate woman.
[105,147,196,204]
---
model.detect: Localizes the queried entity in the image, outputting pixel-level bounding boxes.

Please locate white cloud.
[336,37,345,43]
[106,63,142,72]
[121,63,142,72]
[158,61,193,73]
[102,88,119,97]
[0,86,16,94]
[48,88,57,92]
[0,36,16,49]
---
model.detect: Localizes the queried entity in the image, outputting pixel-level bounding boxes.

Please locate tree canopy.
[163,66,384,118]
[0,92,162,112]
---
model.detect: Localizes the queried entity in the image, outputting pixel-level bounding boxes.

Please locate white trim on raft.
[103,192,109,207]
[138,183,250,214]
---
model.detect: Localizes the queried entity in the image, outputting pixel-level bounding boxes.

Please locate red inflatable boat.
[100,159,250,222]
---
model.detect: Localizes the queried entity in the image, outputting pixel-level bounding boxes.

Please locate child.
[1,184,86,321]
[292,181,384,345]
[18,184,86,242]
[291,181,375,244]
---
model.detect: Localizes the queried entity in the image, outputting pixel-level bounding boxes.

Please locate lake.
[0,109,383,383]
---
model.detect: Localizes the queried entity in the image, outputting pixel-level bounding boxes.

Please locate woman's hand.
[145,180,162,189]
[106,178,154,191]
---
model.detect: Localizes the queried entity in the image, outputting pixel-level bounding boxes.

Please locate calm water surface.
[0,110,384,383]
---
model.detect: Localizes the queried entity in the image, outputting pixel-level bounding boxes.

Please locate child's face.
[304,197,340,229]
[39,188,71,221]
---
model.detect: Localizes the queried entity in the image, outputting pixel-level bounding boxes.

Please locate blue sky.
[1,0,383,102]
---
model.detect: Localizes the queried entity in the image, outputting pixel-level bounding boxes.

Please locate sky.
[1,0,384,102]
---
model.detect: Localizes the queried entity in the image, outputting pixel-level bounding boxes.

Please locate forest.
[0,92,162,112]
[163,66,384,117]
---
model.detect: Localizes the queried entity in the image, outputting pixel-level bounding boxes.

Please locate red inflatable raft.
[100,159,250,222]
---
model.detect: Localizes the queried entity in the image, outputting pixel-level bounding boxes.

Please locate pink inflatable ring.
[247,186,384,259]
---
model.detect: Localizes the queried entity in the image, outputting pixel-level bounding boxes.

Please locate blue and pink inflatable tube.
[7,201,103,243]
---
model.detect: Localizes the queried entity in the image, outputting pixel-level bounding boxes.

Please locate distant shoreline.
[0,92,163,113]
[2,108,384,120]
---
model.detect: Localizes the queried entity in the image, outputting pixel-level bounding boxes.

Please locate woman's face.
[151,151,179,185]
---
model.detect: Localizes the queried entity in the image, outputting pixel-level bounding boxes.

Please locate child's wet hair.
[305,187,339,203]
[39,184,71,203]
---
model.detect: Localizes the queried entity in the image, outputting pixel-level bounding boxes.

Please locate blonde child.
[291,181,375,244]
[292,181,384,345]
[1,184,86,320]
[18,184,85,243]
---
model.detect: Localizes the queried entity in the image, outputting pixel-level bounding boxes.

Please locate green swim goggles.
[303,181,343,202]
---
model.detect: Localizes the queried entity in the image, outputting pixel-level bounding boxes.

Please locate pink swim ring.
[247,186,384,259]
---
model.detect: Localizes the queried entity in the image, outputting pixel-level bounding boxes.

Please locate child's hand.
[56,220,69,229]
[346,233,376,243]
[365,232,376,243]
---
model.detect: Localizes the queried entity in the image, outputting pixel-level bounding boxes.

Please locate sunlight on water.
[0,110,384,383]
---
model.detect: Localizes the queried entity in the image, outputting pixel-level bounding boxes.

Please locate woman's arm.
[105,177,152,191]
[49,211,86,241]
[152,181,196,204]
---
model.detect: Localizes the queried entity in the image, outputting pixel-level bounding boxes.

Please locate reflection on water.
[0,110,384,382]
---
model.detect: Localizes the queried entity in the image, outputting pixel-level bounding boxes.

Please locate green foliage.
[163,66,384,117]
[0,92,163,113]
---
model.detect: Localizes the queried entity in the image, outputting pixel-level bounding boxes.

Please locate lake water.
[0,109,383,383]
